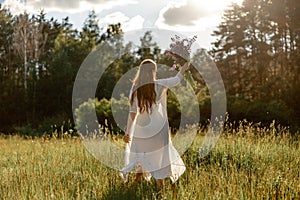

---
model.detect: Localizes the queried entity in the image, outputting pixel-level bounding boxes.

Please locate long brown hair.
[131,59,157,113]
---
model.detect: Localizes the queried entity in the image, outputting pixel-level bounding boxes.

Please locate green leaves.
[210,0,300,128]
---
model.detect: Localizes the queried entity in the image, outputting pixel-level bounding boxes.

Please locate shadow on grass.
[99,180,159,200]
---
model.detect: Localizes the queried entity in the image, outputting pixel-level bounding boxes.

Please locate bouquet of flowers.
[165,34,197,86]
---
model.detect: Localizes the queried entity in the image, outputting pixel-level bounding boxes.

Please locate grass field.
[0,123,299,200]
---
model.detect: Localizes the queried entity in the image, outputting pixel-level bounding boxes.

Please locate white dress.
[120,73,186,183]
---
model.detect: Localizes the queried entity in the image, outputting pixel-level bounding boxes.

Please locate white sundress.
[119,73,186,183]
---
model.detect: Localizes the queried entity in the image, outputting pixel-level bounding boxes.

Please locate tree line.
[0,7,172,135]
[0,8,123,134]
[210,0,299,130]
[0,0,299,136]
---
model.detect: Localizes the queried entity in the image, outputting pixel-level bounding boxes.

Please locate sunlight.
[202,0,244,12]
[189,0,244,29]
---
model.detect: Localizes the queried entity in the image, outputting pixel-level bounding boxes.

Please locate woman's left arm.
[158,62,189,88]
[178,62,189,77]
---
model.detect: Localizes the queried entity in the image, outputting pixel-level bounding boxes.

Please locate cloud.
[30,0,81,10]
[99,12,144,32]
[123,15,144,31]
[99,12,130,25]
[2,0,136,14]
[161,0,211,26]
[28,0,117,10]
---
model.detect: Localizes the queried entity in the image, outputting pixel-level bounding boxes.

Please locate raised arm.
[178,62,189,77]
[157,62,189,88]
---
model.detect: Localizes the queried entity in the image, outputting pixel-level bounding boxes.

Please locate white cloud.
[100,11,130,25]
[1,0,243,49]
[99,12,144,32]
[122,15,144,32]
[98,12,129,32]
[2,0,136,14]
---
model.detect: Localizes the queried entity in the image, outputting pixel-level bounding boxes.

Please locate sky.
[1,0,243,49]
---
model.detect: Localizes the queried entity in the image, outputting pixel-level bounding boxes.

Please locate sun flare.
[201,0,244,12]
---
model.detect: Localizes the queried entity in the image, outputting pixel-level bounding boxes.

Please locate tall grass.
[0,123,299,199]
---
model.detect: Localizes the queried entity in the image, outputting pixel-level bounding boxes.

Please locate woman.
[120,59,188,188]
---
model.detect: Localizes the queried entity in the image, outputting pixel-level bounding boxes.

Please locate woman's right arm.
[124,112,136,143]
[124,91,137,143]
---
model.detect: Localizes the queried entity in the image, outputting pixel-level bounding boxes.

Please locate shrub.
[227,96,295,128]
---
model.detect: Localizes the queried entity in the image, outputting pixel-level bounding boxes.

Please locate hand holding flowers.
[165,34,197,85]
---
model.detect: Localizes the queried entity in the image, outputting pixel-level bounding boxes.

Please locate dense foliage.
[0,0,299,135]
[210,0,300,129]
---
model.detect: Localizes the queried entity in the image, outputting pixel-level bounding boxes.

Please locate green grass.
[0,124,299,200]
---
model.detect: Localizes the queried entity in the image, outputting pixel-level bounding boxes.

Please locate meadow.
[0,122,299,200]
